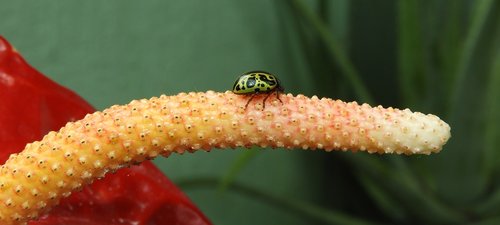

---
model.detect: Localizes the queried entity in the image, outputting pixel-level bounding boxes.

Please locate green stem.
[179,177,383,225]
[218,148,260,193]
[290,0,374,104]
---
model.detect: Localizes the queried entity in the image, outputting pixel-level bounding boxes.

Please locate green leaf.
[481,33,500,196]
[397,0,425,108]
[449,0,496,113]
[357,173,408,221]
[466,216,500,225]
[289,0,374,104]
[437,0,462,97]
[475,187,500,216]
[346,154,464,223]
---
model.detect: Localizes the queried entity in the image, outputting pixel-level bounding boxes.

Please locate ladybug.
[232,71,284,109]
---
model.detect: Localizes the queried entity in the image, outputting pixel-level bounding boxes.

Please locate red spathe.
[0,36,211,225]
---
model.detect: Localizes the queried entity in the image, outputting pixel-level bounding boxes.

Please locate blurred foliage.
[1,0,499,224]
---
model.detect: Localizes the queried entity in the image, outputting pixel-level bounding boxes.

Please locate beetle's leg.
[275,90,283,104]
[245,93,257,109]
[262,92,273,109]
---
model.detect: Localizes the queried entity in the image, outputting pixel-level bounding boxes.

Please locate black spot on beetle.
[258,74,269,81]
[246,77,256,88]
[259,74,276,86]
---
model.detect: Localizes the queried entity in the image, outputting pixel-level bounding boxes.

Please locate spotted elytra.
[232,71,284,109]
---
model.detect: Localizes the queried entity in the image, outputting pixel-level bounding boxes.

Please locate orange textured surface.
[0,91,451,224]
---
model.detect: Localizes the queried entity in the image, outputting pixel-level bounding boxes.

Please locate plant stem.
[179,177,383,225]
[218,148,260,193]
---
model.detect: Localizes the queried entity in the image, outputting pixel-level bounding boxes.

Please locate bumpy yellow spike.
[0,91,450,224]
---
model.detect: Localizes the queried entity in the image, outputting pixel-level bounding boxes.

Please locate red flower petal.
[0,36,211,225]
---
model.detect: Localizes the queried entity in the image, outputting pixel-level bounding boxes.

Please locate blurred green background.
[1,0,499,224]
